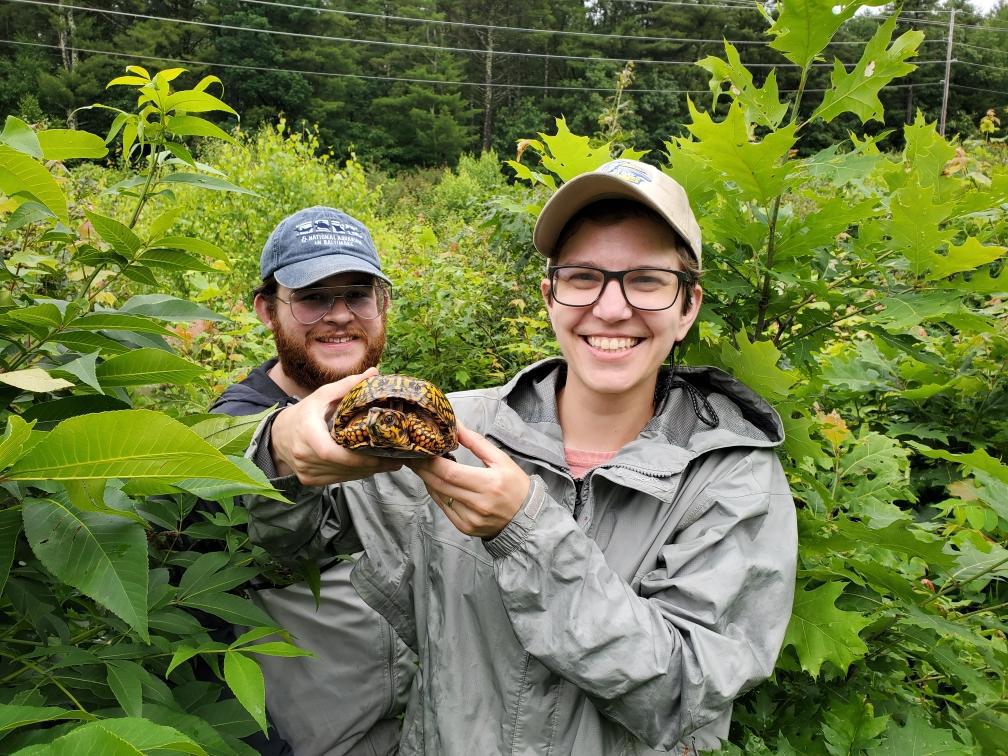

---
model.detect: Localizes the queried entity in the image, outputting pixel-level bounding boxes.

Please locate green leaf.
[804,144,883,188]
[812,17,923,125]
[51,351,103,394]
[188,408,274,455]
[138,248,219,273]
[2,200,56,234]
[159,172,256,195]
[239,641,313,658]
[95,348,206,387]
[823,695,889,756]
[223,651,267,735]
[908,442,1008,485]
[782,580,871,677]
[178,591,278,628]
[21,395,132,425]
[874,291,959,331]
[21,497,149,640]
[14,717,208,755]
[119,294,227,322]
[832,518,956,572]
[768,0,888,70]
[1,116,42,157]
[0,508,23,597]
[149,235,229,262]
[0,415,36,470]
[66,312,175,336]
[178,552,258,601]
[105,660,144,718]
[697,42,787,128]
[925,237,1007,281]
[868,709,968,755]
[165,115,238,144]
[0,145,68,223]
[166,644,209,677]
[536,116,615,182]
[684,99,799,205]
[37,129,109,161]
[6,410,284,501]
[718,330,799,402]
[0,703,85,734]
[0,368,73,394]
[164,89,238,116]
[84,211,144,257]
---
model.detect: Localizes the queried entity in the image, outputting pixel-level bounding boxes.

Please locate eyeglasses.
[547,265,691,311]
[276,284,389,324]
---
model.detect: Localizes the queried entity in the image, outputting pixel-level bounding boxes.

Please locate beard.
[272,315,386,392]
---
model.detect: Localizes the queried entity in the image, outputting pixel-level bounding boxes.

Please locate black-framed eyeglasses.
[547,265,691,311]
[276,283,390,324]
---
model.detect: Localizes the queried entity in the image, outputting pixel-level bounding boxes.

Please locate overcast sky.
[968,0,1003,12]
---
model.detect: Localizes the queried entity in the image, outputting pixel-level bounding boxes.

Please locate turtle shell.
[330,374,458,458]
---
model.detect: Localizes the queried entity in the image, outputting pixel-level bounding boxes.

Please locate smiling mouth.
[315,335,356,345]
[584,335,642,352]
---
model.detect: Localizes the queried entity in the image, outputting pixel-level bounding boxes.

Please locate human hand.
[409,423,530,539]
[269,368,404,485]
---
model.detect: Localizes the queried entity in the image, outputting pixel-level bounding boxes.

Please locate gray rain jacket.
[245,358,798,755]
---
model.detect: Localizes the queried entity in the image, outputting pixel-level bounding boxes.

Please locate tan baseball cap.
[532,159,702,268]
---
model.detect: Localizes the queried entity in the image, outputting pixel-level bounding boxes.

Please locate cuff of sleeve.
[484,477,547,560]
[247,409,282,479]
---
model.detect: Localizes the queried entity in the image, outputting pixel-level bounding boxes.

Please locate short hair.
[550,199,701,312]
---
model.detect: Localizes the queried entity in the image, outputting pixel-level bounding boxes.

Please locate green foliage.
[2,1,1006,751]
[0,68,303,752]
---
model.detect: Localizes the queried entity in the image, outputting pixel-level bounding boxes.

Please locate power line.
[236,0,770,45]
[0,38,943,97]
[4,0,773,67]
[235,0,946,47]
[952,82,1008,96]
[10,0,945,69]
[0,38,700,92]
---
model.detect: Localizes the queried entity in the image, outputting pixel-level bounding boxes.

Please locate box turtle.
[330,374,458,458]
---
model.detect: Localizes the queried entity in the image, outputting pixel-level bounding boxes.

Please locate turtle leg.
[332,416,370,447]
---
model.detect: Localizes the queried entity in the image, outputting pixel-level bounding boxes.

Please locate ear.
[540,277,552,307]
[253,293,276,332]
[673,284,703,342]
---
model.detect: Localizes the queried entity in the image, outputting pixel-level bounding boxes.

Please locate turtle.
[330,374,458,458]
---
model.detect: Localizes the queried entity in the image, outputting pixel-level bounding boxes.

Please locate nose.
[322,295,355,324]
[591,279,632,321]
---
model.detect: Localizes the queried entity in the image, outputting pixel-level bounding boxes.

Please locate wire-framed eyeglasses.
[547,265,691,311]
[276,283,389,324]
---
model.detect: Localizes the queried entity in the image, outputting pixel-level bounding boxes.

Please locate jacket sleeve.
[484,447,797,750]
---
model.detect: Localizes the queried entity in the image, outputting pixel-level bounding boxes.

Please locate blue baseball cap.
[260,207,391,289]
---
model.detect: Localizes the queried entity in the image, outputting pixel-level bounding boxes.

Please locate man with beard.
[210,206,414,756]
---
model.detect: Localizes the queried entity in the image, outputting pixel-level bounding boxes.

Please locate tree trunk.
[57,1,78,128]
[482,28,494,153]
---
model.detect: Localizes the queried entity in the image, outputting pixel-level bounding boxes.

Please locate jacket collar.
[479,358,784,478]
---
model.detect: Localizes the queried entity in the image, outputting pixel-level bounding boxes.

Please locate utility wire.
[4,0,949,69]
[1,0,783,67]
[236,0,771,44]
[0,38,943,96]
[234,0,946,47]
[0,39,703,92]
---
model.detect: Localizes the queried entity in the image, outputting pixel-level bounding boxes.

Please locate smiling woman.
[243,159,798,755]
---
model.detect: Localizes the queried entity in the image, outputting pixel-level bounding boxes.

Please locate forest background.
[1,0,1007,754]
[7,0,1008,166]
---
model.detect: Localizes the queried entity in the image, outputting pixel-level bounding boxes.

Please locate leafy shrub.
[0,67,306,754]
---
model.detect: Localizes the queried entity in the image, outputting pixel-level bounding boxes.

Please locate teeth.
[318,336,354,344]
[586,336,639,351]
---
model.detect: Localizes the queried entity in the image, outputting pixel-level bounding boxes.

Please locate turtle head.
[366,406,411,449]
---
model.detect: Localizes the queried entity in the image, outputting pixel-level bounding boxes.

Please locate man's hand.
[269,368,404,485]
[410,424,530,539]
